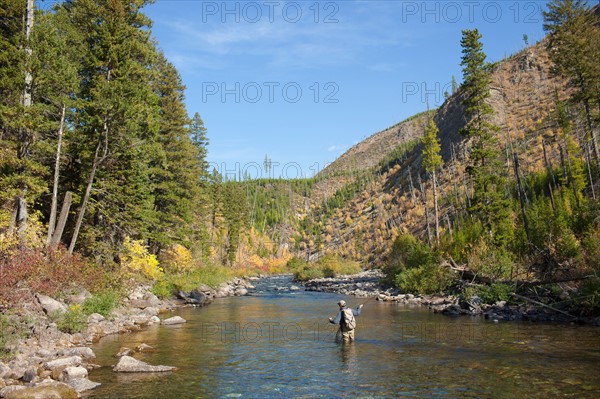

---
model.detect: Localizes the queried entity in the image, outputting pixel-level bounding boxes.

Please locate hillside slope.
[295,39,577,266]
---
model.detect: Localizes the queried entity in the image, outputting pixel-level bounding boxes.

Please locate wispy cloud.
[151,2,415,72]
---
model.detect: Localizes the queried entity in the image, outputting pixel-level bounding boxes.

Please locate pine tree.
[222,182,248,265]
[150,52,208,252]
[0,0,46,238]
[422,118,443,246]
[460,29,512,245]
[554,95,586,205]
[543,0,600,166]
[190,112,209,172]
[63,0,160,259]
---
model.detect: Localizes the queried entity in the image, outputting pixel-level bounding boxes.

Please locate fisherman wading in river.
[329,300,363,342]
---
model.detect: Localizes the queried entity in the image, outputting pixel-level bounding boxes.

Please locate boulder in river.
[161,316,186,325]
[113,356,175,373]
[136,343,155,353]
[66,378,101,393]
[115,347,134,358]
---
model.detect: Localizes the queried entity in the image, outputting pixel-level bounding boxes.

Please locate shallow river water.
[86,276,600,398]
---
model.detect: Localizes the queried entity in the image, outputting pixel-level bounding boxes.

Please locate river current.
[86,275,600,398]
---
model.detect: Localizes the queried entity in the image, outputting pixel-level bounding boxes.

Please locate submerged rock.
[161,316,186,325]
[115,347,134,358]
[135,343,155,353]
[113,356,175,373]
[66,378,101,393]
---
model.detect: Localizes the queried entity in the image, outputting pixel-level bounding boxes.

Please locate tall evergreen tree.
[190,112,209,172]
[460,29,512,245]
[543,0,600,165]
[222,182,247,265]
[150,52,207,252]
[63,0,160,259]
[0,0,45,237]
[422,118,443,246]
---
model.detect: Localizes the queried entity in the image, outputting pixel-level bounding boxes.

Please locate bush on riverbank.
[291,254,362,281]
[0,313,29,357]
[151,264,235,298]
[0,246,110,308]
[383,234,453,295]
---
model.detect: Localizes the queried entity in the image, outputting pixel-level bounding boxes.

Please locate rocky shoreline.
[0,278,253,398]
[301,270,600,325]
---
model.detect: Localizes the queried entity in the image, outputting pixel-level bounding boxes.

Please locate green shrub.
[467,240,515,280]
[292,255,361,282]
[0,313,28,357]
[395,264,454,295]
[575,276,600,316]
[82,291,118,317]
[294,266,324,282]
[477,283,514,304]
[53,305,87,334]
[582,228,600,271]
[383,234,439,286]
[151,264,235,299]
[151,279,176,299]
[319,254,361,277]
[443,220,484,264]
[286,256,308,273]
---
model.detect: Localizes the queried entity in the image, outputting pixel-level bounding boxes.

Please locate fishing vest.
[340,308,356,331]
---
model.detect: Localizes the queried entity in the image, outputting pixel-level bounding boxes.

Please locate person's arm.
[352,304,363,316]
[329,311,341,324]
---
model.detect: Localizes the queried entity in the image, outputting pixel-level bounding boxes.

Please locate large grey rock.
[43,356,82,371]
[60,366,88,382]
[142,307,159,317]
[21,367,37,383]
[58,347,95,361]
[161,316,186,325]
[66,378,101,393]
[128,300,151,309]
[0,362,11,379]
[35,294,67,315]
[180,289,211,306]
[86,313,105,324]
[144,293,162,308]
[112,356,175,373]
[0,386,27,398]
[4,380,78,399]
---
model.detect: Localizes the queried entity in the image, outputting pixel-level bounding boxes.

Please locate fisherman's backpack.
[340,308,356,330]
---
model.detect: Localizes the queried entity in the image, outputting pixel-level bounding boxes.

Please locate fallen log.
[510,293,578,321]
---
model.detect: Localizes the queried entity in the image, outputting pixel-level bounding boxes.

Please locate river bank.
[0,278,253,398]
[301,270,600,325]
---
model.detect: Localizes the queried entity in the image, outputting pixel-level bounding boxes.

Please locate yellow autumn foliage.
[122,237,163,280]
[160,244,195,273]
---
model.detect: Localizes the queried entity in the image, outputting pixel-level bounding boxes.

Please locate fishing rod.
[360,296,376,307]
[329,296,375,319]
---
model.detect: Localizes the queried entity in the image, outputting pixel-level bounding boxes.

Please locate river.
[86,276,600,398]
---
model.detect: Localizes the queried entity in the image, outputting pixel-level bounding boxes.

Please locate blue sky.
[144,0,549,179]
